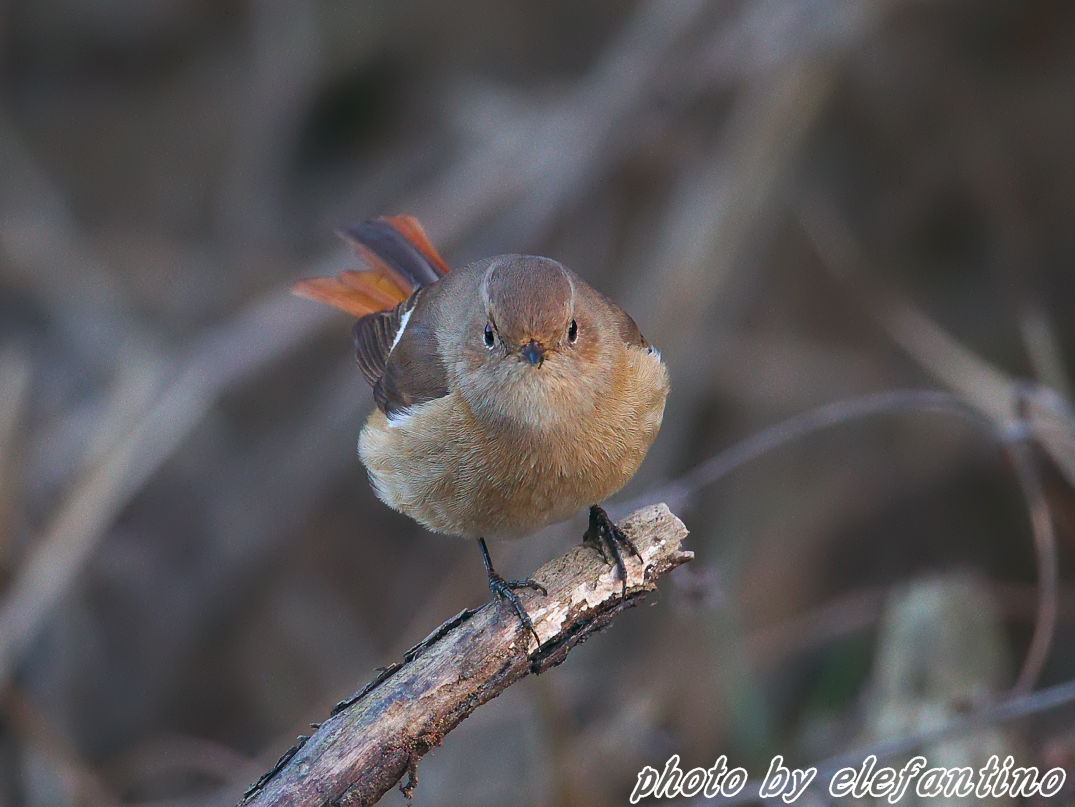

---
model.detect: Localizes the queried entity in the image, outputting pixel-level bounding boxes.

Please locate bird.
[293,215,668,643]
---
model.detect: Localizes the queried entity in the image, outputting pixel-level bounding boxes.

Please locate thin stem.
[618,389,991,517]
[1009,387,1060,694]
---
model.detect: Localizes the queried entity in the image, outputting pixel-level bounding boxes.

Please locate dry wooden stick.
[238,503,690,807]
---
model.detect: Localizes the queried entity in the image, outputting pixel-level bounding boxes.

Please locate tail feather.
[340,215,451,287]
[292,215,450,318]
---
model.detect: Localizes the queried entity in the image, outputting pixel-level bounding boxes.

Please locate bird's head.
[479,255,579,368]
[455,255,606,427]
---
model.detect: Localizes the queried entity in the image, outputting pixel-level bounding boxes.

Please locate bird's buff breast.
[357,347,667,539]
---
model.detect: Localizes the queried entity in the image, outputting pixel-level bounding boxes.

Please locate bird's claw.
[583,505,641,598]
[488,573,545,646]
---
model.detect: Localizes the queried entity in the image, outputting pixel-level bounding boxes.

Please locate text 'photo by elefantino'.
[4,3,1075,807]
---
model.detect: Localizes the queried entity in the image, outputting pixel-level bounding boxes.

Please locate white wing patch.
[389,306,413,353]
[383,395,441,430]
[385,406,415,428]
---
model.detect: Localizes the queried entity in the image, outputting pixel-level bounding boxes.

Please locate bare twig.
[617,388,992,517]
[621,383,1065,697]
[238,504,690,807]
[800,200,1074,697]
[0,360,212,686]
[1017,302,1072,400]
[405,0,710,247]
[4,688,123,807]
[799,198,1015,419]
[1008,390,1060,694]
[0,348,31,563]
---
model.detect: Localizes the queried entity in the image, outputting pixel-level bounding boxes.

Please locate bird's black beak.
[520,340,545,367]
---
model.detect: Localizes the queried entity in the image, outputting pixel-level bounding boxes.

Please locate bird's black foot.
[478,538,547,646]
[488,572,546,645]
[583,505,641,597]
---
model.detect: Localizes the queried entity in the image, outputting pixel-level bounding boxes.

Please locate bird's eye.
[567,319,578,343]
[484,322,496,349]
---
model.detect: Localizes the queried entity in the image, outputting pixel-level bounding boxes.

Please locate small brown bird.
[294,216,668,641]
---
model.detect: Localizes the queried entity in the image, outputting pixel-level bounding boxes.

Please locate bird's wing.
[352,296,416,387]
[353,288,450,415]
[371,293,449,416]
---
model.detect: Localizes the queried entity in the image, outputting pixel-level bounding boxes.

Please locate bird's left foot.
[583,505,642,598]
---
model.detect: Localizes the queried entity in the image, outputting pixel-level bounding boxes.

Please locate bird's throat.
[466,359,600,434]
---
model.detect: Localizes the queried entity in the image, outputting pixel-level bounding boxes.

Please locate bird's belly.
[358,354,666,539]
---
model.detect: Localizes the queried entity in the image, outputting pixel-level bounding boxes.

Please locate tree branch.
[238,503,690,807]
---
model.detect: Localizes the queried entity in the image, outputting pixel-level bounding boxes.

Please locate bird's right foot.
[477,538,546,646]
[488,572,546,645]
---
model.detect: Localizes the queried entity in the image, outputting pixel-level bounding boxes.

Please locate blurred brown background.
[2,0,1075,805]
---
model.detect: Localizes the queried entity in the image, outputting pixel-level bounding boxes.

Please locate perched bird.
[293,216,668,642]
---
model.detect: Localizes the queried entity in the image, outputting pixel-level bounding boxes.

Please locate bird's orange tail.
[292,215,451,317]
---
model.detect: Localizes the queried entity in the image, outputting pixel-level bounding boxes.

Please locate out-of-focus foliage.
[1,1,1074,805]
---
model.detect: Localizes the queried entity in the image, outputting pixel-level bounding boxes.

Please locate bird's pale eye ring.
[567,319,578,343]
[484,322,496,349]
